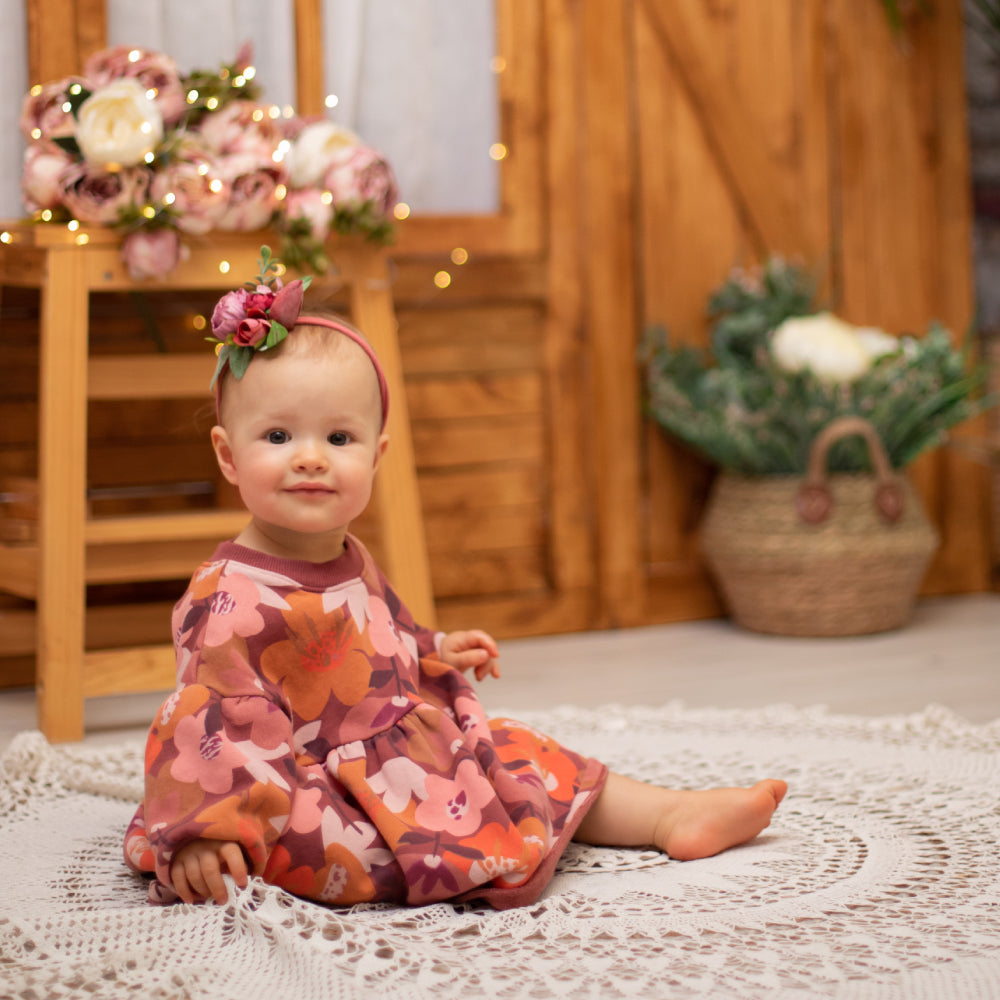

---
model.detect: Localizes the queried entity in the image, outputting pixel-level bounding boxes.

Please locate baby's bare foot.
[654,779,787,861]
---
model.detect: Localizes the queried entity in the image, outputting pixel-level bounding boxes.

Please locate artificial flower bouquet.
[18,43,398,280]
[642,257,996,476]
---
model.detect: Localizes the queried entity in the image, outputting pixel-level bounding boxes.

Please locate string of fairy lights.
[1,49,509,309]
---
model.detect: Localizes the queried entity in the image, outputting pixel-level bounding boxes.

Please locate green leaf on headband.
[228,345,253,380]
[262,321,288,351]
[209,345,230,390]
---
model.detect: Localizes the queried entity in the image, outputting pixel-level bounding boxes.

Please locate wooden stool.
[0,223,434,742]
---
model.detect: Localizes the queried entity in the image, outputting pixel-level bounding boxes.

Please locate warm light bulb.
[187,89,199,103]
[393,203,411,220]
[434,271,451,289]
[489,143,508,161]
[0,231,12,244]
[219,260,231,274]
[75,233,89,245]
[128,49,141,63]
[325,94,339,109]
[67,219,80,231]
[451,248,469,265]
[192,314,207,331]
[206,97,219,110]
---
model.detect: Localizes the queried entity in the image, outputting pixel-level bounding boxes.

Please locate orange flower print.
[261,592,373,718]
[414,758,498,836]
[466,822,544,889]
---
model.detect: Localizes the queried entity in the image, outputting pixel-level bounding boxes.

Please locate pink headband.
[296,315,390,430]
[207,247,389,430]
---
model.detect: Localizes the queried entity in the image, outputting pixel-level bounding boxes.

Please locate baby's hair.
[214,308,389,430]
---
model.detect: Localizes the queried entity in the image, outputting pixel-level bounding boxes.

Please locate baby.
[124,250,785,909]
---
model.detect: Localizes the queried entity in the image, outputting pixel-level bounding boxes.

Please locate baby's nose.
[293,441,328,471]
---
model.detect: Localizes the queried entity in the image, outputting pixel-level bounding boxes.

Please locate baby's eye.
[267,430,289,444]
[328,432,351,446]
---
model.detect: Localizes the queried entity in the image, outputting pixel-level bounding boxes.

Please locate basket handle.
[795,416,905,525]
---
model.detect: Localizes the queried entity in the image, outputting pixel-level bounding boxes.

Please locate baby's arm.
[439,629,501,681]
[169,838,249,905]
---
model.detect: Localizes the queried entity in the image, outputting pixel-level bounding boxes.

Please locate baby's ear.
[373,432,390,470]
[211,426,239,485]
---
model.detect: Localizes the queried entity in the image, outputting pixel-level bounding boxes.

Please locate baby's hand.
[440,629,501,681]
[170,838,249,905]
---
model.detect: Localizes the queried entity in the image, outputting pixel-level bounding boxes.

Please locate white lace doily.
[2,702,999,999]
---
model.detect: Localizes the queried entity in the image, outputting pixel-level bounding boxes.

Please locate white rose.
[854,326,900,360]
[75,78,164,168]
[770,312,872,382]
[284,120,360,188]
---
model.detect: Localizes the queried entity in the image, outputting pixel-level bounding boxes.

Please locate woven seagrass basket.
[700,416,940,637]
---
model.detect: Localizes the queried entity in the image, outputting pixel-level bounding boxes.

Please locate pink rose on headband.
[234,316,270,347]
[211,289,251,336]
[269,279,306,327]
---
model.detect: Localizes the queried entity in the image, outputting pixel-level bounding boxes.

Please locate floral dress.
[123,537,607,909]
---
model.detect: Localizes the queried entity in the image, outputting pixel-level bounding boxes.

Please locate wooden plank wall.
[1,0,991,684]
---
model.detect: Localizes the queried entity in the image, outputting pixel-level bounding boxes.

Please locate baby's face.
[214,344,387,553]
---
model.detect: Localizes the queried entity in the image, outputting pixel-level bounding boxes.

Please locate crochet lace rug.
[2,702,999,1000]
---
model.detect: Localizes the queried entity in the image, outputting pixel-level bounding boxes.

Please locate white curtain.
[0,0,498,219]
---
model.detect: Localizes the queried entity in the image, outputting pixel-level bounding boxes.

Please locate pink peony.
[196,101,284,162]
[83,45,187,126]
[19,77,82,143]
[149,137,228,234]
[214,156,283,231]
[21,143,74,211]
[211,289,251,337]
[58,162,151,225]
[120,228,183,281]
[323,145,398,216]
[283,188,332,241]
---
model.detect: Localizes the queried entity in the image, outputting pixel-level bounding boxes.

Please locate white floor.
[1,593,998,752]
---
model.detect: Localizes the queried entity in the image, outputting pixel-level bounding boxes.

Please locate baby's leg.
[574,772,787,860]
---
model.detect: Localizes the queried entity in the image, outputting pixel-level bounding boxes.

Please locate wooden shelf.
[0,222,435,741]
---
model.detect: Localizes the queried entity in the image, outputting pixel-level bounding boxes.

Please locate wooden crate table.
[0,222,434,742]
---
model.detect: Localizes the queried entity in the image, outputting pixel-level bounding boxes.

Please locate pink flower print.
[365,596,413,664]
[169,710,245,795]
[204,572,265,647]
[414,759,497,836]
[365,756,429,813]
[287,784,324,836]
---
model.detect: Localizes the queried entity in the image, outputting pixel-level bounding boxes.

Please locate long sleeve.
[142,683,298,889]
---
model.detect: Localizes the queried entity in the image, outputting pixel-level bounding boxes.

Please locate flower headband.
[207,246,389,429]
